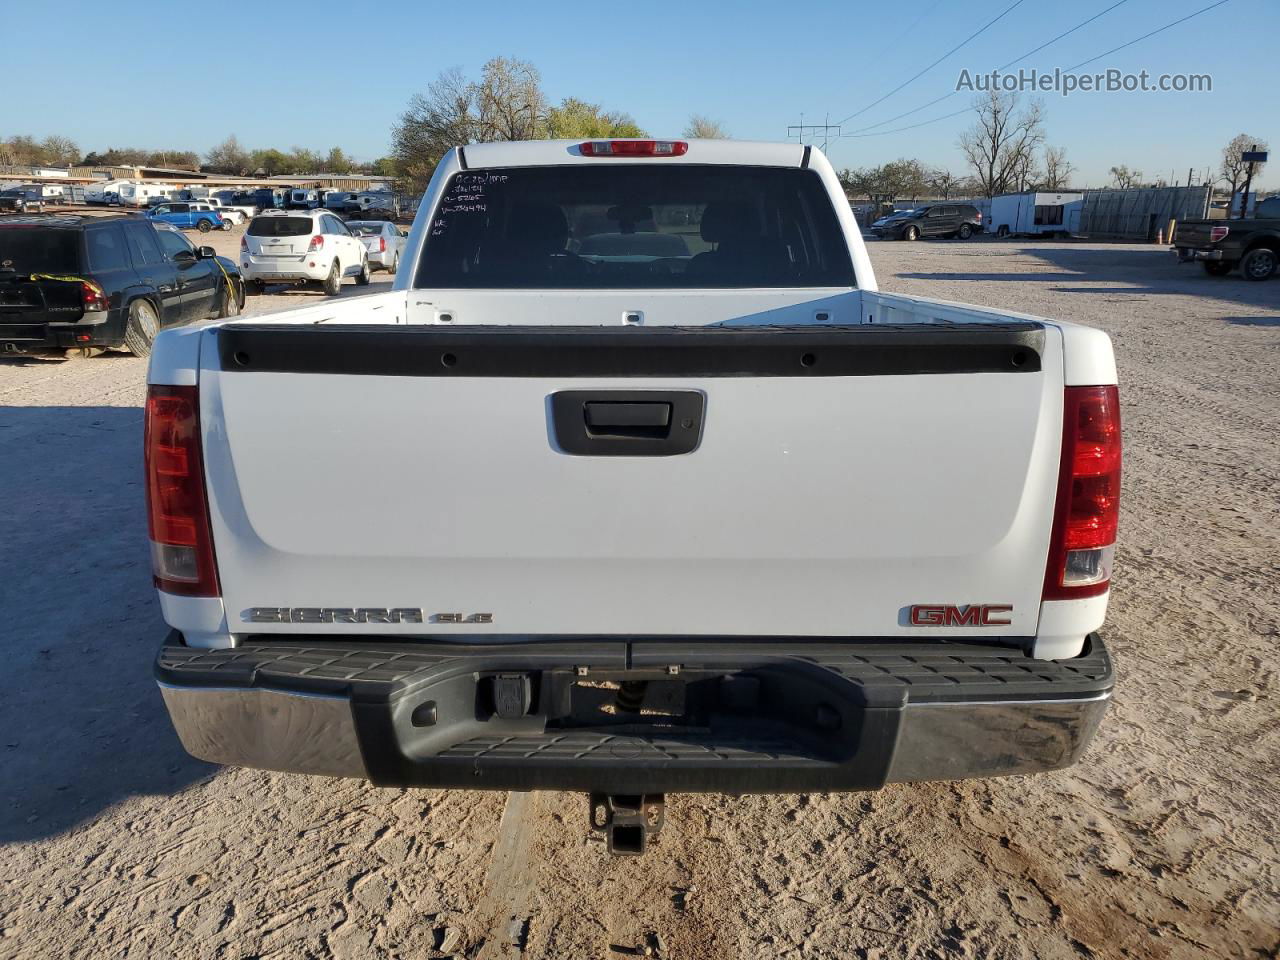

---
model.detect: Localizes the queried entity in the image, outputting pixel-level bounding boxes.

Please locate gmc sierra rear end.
[149,139,1118,854]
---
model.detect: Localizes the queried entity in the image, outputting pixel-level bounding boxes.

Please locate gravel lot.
[1,235,1277,960]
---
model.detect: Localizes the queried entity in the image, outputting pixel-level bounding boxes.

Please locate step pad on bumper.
[157,637,1111,703]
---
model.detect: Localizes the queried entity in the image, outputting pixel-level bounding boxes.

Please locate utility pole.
[1237,143,1268,219]
[786,117,842,149]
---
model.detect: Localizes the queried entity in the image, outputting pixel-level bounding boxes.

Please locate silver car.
[346,220,407,274]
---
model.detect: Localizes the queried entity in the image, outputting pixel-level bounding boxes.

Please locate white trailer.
[117,182,179,208]
[84,179,135,204]
[990,191,1083,237]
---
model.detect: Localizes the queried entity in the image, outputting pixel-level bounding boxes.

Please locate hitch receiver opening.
[590,793,666,856]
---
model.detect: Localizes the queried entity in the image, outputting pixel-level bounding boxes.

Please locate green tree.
[323,146,353,174]
[547,98,645,138]
[288,147,321,173]
[250,148,292,176]
[683,114,728,139]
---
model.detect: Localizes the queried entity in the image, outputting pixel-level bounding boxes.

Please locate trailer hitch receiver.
[590,793,665,856]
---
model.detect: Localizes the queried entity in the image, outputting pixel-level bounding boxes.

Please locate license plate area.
[0,287,40,308]
[565,677,689,726]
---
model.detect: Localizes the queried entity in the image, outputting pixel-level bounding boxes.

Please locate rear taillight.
[145,384,219,597]
[307,235,324,252]
[378,236,386,252]
[1209,225,1229,242]
[80,280,107,312]
[579,140,689,157]
[976,212,983,222]
[1043,385,1121,600]
[239,236,247,250]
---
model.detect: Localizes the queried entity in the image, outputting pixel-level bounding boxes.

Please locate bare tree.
[393,59,550,187]
[1109,165,1142,189]
[684,114,728,139]
[475,56,547,141]
[957,90,1045,197]
[1220,133,1269,196]
[205,135,250,175]
[41,135,80,165]
[927,168,961,199]
[1009,149,1042,192]
[1040,146,1074,190]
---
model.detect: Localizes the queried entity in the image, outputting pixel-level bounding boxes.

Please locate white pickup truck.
[149,139,1119,854]
[200,197,254,225]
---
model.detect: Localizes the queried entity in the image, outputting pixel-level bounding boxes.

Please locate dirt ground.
[1,236,1277,960]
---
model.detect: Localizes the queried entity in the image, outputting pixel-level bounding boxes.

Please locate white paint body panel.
[148,141,1117,656]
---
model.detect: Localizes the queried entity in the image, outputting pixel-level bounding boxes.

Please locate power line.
[847,0,1132,135]
[1063,0,1230,70]
[843,106,974,139]
[857,0,948,75]
[835,0,1029,126]
[839,0,1233,140]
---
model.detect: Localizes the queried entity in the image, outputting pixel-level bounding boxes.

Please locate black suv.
[876,203,984,241]
[0,216,244,358]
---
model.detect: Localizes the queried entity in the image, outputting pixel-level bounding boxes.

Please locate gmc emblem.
[909,604,1013,627]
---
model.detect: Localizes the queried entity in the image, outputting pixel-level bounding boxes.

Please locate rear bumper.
[0,309,125,353]
[241,255,330,283]
[156,633,1112,794]
[1174,246,1227,261]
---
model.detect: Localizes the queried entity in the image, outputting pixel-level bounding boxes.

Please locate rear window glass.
[249,216,313,237]
[0,227,81,273]
[348,223,381,235]
[416,165,854,290]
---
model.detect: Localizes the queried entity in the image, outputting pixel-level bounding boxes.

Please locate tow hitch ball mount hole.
[590,792,666,856]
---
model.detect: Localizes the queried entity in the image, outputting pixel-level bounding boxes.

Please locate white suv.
[240,210,370,296]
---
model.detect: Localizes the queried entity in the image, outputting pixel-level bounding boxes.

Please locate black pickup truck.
[0,215,244,358]
[1173,195,1280,281]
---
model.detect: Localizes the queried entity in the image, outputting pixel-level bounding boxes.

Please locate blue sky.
[7,0,1275,187]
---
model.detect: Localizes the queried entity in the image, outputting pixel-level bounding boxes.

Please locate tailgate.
[199,323,1064,639]
[1175,220,1218,246]
[0,276,79,329]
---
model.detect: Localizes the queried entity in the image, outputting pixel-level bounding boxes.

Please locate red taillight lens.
[1209,225,1229,242]
[1044,385,1121,600]
[240,235,247,250]
[579,140,689,157]
[80,280,107,312]
[145,384,219,597]
[308,235,324,252]
[976,212,983,221]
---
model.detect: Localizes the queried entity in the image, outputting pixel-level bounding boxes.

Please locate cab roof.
[460,139,809,170]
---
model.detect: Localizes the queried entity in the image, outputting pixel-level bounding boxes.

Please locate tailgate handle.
[585,402,671,431]
[551,391,704,457]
